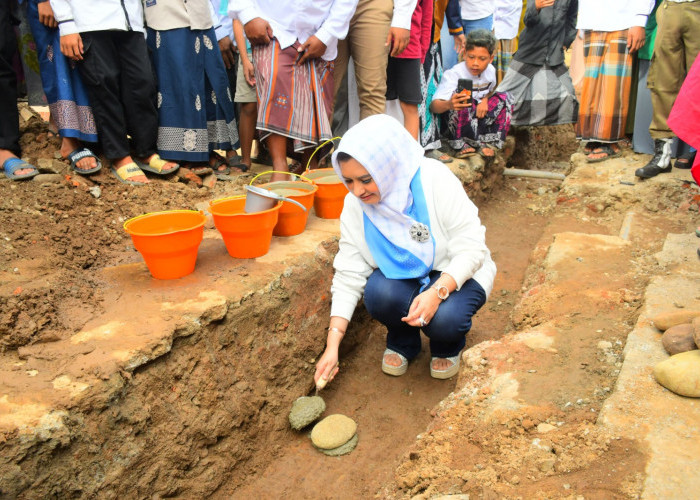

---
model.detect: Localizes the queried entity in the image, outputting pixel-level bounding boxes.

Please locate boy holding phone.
[430,29,511,159]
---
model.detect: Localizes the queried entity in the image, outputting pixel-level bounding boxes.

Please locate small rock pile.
[652,311,700,398]
[288,397,359,456]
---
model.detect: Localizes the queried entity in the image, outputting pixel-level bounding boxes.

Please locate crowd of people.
[1,0,698,184]
[1,0,699,380]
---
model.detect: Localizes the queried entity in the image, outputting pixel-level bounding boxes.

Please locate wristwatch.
[432,284,449,301]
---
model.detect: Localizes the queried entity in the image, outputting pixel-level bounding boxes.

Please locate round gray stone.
[288,396,326,430]
[310,414,357,449]
[318,433,358,456]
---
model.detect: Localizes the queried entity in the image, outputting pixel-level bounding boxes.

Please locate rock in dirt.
[662,324,698,355]
[651,310,700,332]
[692,317,700,349]
[310,414,357,450]
[319,433,358,457]
[33,173,62,184]
[654,350,700,398]
[288,396,326,430]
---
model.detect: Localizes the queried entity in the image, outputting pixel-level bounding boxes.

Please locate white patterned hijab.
[331,114,434,272]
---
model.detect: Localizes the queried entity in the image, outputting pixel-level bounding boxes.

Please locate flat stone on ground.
[653,350,700,398]
[310,414,357,450]
[288,396,326,430]
[318,433,358,457]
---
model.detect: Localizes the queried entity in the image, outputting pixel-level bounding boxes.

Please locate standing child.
[386,0,433,140]
[232,18,258,172]
[492,0,522,84]
[50,0,178,186]
[430,29,511,159]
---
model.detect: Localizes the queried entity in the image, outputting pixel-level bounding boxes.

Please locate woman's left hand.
[402,290,442,327]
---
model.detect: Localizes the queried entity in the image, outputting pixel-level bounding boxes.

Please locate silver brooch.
[409,222,430,243]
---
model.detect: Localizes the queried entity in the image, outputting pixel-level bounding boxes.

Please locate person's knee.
[364,275,409,320]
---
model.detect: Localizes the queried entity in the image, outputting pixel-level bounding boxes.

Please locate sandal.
[479,145,496,158]
[583,141,601,154]
[586,144,621,163]
[111,162,149,186]
[430,355,460,379]
[674,150,696,170]
[425,149,453,163]
[134,154,179,176]
[226,153,249,173]
[454,146,477,159]
[188,164,214,176]
[208,153,231,177]
[2,157,39,180]
[382,348,408,377]
[66,147,102,175]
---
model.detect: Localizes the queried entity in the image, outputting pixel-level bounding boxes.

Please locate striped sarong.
[493,38,516,85]
[575,30,633,142]
[497,59,578,126]
[253,38,334,152]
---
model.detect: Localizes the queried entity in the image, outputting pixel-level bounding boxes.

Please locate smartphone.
[456,78,473,105]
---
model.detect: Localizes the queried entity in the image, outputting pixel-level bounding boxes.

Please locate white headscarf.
[331,114,434,272]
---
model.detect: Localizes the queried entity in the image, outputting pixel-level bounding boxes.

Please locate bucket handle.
[249,170,312,185]
[304,136,342,173]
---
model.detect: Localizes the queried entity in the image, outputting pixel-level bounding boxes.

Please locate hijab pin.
[409,222,430,243]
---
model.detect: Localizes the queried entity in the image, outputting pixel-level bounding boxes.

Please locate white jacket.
[330,161,497,321]
[50,0,145,36]
[577,0,655,31]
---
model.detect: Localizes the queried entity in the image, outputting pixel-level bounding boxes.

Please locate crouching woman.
[314,115,496,385]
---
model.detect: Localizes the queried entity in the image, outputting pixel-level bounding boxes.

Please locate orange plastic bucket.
[304,168,347,219]
[123,210,206,280]
[254,171,318,236]
[209,196,281,258]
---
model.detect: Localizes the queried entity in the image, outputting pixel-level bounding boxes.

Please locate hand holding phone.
[456,78,473,106]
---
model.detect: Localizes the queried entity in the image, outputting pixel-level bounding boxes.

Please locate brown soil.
[2,109,698,499]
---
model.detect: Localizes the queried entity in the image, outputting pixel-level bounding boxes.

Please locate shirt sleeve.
[209,2,229,41]
[50,0,78,36]
[432,167,488,290]
[391,0,419,29]
[564,0,578,48]
[445,0,464,36]
[631,0,655,27]
[433,66,459,101]
[330,197,376,321]
[523,0,542,27]
[228,0,258,26]
[315,0,360,48]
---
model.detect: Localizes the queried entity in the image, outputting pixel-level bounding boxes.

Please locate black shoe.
[635,138,672,179]
[674,150,696,170]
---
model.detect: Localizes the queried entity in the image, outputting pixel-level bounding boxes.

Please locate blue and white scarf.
[331,114,435,287]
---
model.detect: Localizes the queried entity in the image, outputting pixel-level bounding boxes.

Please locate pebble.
[319,433,358,457]
[89,186,102,199]
[537,423,556,433]
[33,173,62,184]
[654,350,700,397]
[661,324,698,355]
[597,341,612,350]
[288,396,326,430]
[310,414,357,449]
[692,317,700,349]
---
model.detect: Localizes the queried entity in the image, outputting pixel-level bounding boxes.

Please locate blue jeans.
[461,15,493,38]
[364,269,487,359]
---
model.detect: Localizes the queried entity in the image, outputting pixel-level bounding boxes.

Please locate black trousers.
[0,0,20,156]
[77,30,157,160]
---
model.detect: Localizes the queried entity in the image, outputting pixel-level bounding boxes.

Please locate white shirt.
[493,0,522,39]
[330,161,497,321]
[434,62,496,103]
[459,0,495,21]
[228,0,359,61]
[577,0,655,31]
[209,0,234,41]
[51,0,145,36]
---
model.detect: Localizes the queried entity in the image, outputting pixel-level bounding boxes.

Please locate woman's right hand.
[314,346,339,387]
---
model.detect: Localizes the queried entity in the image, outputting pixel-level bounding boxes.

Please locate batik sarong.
[493,38,515,85]
[575,29,633,142]
[419,40,443,150]
[497,59,578,126]
[445,92,512,149]
[253,38,334,152]
[147,27,239,162]
[27,1,97,142]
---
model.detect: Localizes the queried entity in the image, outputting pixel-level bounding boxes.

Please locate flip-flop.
[586,144,621,163]
[430,355,460,379]
[381,348,408,377]
[2,157,39,180]
[425,149,453,163]
[479,145,496,158]
[134,154,179,176]
[66,147,102,175]
[111,162,149,186]
[226,154,249,173]
[208,153,231,177]
[454,146,477,159]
